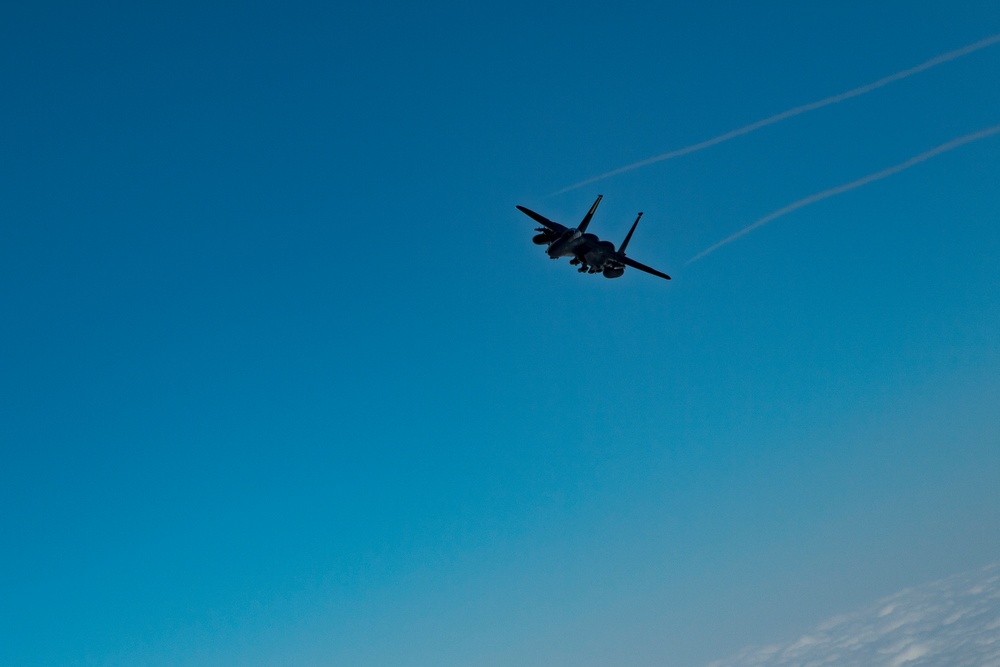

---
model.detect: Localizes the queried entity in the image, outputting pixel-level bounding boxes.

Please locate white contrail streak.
[552,33,1000,196]
[685,123,1000,265]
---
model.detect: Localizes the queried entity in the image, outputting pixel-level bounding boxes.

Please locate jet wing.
[621,256,671,280]
[516,206,567,233]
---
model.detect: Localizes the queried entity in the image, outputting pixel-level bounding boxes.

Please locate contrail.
[552,33,1000,196]
[685,123,1000,265]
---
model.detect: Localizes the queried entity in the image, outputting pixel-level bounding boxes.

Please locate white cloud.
[888,644,930,667]
[706,563,1000,667]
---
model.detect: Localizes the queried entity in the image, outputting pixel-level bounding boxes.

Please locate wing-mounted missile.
[516,205,565,232]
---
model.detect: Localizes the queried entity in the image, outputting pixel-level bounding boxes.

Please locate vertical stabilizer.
[577,195,603,232]
[618,212,643,254]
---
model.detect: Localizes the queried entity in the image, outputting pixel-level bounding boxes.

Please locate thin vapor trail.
[685,123,1000,265]
[552,33,1000,196]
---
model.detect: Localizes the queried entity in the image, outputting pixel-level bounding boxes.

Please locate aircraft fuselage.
[546,229,584,259]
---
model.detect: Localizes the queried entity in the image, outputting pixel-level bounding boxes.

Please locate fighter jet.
[516,195,671,281]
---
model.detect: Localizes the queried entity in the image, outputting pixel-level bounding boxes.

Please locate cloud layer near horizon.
[706,564,1000,667]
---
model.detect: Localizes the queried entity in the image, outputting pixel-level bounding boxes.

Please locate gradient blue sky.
[2,2,999,665]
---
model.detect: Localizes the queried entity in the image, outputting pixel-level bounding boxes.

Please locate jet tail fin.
[618,212,643,254]
[577,194,603,232]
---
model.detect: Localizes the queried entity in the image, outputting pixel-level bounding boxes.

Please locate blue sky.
[2,2,999,665]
